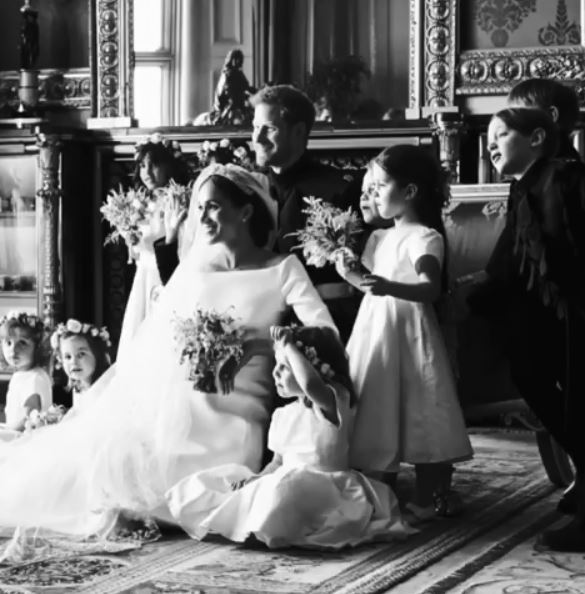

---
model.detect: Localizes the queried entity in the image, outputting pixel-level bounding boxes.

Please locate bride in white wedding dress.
[0,164,337,539]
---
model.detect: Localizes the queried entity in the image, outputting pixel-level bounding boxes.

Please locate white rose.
[66,319,82,333]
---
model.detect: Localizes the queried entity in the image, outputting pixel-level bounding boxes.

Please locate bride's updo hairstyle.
[204,174,275,248]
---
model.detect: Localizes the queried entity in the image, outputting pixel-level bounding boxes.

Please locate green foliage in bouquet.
[173,307,245,393]
[289,196,362,268]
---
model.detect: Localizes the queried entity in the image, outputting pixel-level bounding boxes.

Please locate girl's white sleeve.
[407,227,444,268]
[361,229,385,270]
[278,255,338,334]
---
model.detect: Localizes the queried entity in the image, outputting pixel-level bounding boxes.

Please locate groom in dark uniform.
[250,85,363,342]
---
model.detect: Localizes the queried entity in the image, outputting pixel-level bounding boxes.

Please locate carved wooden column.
[36,134,62,328]
[431,111,464,182]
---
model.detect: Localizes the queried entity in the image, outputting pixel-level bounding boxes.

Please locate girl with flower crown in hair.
[117,133,191,363]
[0,312,52,441]
[165,325,413,549]
[50,320,112,414]
[336,145,473,522]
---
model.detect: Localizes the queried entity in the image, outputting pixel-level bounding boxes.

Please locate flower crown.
[134,132,183,161]
[293,340,335,380]
[272,325,336,381]
[0,311,46,333]
[50,319,112,353]
[196,138,255,170]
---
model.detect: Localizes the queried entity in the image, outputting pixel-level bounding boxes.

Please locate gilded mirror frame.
[90,0,430,127]
[456,0,585,97]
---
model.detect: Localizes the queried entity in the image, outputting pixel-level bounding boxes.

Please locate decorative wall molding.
[0,68,91,109]
[89,0,134,124]
[457,45,585,95]
[423,0,457,107]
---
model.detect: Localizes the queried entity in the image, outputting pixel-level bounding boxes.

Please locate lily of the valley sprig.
[173,307,245,393]
[289,196,362,268]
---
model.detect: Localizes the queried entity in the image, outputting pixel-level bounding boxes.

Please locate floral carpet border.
[75,476,555,594]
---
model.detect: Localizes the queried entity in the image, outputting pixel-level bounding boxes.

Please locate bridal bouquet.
[100,185,157,249]
[156,179,193,211]
[24,405,66,432]
[173,307,245,393]
[289,196,362,268]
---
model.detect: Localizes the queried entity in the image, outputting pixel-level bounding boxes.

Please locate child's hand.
[333,249,356,278]
[216,355,239,395]
[163,194,188,244]
[360,274,392,296]
[270,325,294,346]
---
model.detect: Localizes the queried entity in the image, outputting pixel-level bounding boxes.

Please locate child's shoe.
[434,489,465,517]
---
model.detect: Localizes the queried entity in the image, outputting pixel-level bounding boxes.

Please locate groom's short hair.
[250,85,316,136]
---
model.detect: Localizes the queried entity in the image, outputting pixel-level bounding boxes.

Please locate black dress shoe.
[539,519,585,552]
[557,481,579,515]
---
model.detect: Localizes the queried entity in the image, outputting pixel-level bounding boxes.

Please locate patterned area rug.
[0,430,561,594]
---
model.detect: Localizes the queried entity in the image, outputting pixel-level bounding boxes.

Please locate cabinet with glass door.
[0,152,42,377]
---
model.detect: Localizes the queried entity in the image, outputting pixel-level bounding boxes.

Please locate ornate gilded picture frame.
[89,0,134,126]
[456,0,585,97]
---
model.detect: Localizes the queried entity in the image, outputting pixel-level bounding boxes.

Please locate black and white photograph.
[0,1,584,592]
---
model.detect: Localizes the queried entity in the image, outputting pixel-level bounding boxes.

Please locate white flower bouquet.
[24,405,66,432]
[289,196,363,268]
[155,179,193,212]
[173,307,245,393]
[100,185,158,250]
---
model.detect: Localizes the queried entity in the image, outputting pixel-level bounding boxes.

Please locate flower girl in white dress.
[0,312,52,441]
[336,145,473,521]
[50,319,112,414]
[117,135,191,362]
[165,325,413,549]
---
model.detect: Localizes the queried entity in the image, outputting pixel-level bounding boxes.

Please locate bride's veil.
[0,164,276,536]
